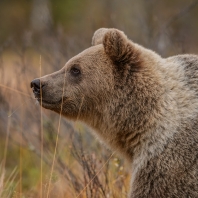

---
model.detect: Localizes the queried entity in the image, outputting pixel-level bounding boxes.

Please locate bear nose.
[30,79,40,91]
[30,79,44,98]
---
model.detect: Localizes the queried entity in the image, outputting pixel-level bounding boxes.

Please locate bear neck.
[82,65,166,162]
[84,54,187,164]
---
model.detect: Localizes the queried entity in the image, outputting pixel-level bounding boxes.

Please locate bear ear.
[92,28,109,46]
[103,29,132,63]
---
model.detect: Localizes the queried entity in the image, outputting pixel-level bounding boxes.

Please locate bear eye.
[70,66,81,76]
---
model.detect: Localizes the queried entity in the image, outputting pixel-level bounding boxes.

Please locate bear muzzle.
[30,78,63,107]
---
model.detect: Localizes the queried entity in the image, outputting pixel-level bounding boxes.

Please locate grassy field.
[0,42,130,198]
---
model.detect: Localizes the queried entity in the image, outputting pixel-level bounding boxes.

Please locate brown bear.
[31,28,198,198]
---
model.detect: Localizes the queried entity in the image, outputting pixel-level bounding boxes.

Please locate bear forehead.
[66,44,105,65]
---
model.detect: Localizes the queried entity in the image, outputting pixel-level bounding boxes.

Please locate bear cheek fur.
[63,46,115,121]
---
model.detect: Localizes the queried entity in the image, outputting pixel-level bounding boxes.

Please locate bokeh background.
[0,0,198,197]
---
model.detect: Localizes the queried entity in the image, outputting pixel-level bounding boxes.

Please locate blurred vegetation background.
[0,0,198,197]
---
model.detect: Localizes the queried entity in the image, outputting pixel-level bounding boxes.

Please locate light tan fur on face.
[31,28,198,198]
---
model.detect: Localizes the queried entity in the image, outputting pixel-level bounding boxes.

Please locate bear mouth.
[31,88,65,108]
[31,88,62,105]
[36,98,62,105]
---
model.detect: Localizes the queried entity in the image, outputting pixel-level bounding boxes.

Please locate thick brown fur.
[31,28,198,197]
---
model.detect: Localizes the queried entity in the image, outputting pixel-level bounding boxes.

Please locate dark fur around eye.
[70,65,81,76]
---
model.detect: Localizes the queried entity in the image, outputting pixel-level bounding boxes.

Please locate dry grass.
[0,37,130,198]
